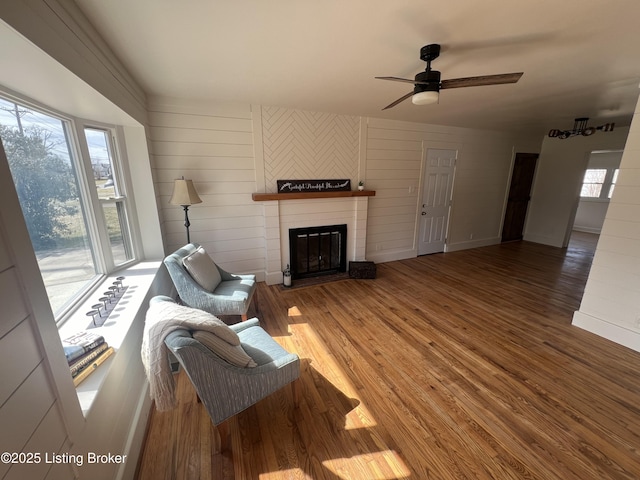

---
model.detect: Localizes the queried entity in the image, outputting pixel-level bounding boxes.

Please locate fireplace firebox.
[289,224,347,279]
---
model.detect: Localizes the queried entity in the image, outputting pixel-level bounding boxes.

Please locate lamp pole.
[181,204,193,243]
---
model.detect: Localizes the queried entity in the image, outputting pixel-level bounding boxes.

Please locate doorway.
[502,153,538,242]
[418,148,457,255]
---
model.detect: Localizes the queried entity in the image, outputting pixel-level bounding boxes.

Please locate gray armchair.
[164,243,257,320]
[155,296,300,451]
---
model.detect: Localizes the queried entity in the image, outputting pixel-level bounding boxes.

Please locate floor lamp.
[170,177,202,244]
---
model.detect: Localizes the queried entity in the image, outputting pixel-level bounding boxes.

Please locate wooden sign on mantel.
[277,179,351,193]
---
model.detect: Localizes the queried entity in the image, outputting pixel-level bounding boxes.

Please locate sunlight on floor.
[322,451,411,479]
[259,468,312,479]
[273,305,414,478]
[284,311,381,430]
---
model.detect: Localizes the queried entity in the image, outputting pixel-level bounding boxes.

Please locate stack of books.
[62,331,114,386]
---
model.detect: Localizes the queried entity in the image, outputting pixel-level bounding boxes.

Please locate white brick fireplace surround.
[253,194,372,285]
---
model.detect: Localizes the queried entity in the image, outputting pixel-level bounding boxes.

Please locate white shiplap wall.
[149,100,542,277]
[365,119,424,261]
[148,98,266,278]
[573,97,640,352]
[364,118,541,262]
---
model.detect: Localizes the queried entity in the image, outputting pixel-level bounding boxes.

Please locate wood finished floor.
[137,233,640,479]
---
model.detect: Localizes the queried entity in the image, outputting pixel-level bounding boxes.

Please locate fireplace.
[289,224,347,279]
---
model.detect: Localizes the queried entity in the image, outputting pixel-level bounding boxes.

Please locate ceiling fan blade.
[375,76,430,85]
[382,91,414,110]
[441,72,523,90]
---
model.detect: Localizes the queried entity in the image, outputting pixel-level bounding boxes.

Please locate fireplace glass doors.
[289,224,347,279]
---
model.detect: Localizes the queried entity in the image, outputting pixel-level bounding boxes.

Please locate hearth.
[289,224,347,279]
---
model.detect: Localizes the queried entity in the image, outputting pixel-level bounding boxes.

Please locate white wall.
[149,100,543,278]
[364,118,542,261]
[149,100,369,283]
[573,97,640,352]
[525,129,629,247]
[147,97,265,278]
[573,151,623,234]
[0,0,147,126]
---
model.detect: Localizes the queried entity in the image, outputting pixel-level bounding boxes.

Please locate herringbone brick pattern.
[262,107,359,192]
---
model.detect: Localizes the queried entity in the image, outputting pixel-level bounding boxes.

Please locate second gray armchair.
[164,243,257,320]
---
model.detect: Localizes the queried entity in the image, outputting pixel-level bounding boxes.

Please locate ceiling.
[75,0,640,136]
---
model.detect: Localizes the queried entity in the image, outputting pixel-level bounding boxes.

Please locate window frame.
[580,167,619,202]
[75,121,138,273]
[0,90,140,326]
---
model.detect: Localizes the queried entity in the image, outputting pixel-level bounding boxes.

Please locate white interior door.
[418,148,457,255]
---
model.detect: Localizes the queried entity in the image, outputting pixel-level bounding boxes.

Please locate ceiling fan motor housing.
[420,44,441,62]
[414,70,441,94]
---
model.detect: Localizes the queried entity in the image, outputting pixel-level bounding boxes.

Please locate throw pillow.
[193,330,257,368]
[183,246,222,292]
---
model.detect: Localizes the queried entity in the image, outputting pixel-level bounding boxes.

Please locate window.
[84,127,134,266]
[580,167,619,200]
[608,169,619,198]
[0,95,136,321]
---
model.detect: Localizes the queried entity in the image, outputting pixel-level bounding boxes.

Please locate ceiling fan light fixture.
[412,90,439,105]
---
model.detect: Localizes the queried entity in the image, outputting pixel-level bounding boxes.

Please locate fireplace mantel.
[252,190,375,201]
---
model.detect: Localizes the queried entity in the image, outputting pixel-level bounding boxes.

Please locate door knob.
[421,212,426,215]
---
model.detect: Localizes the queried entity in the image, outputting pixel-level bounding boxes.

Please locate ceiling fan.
[375,44,523,110]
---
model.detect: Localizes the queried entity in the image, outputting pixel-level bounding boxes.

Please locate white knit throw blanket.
[141,301,236,411]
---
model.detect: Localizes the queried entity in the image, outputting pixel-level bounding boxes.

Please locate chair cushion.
[193,330,257,368]
[183,246,222,291]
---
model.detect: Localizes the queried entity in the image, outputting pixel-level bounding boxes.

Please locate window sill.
[57,261,162,415]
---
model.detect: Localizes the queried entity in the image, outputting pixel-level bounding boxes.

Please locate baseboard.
[265,271,284,285]
[572,311,640,353]
[366,248,416,264]
[572,226,602,234]
[116,382,152,480]
[445,236,500,252]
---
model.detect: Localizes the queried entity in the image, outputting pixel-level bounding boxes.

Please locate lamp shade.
[169,179,202,206]
[412,90,439,105]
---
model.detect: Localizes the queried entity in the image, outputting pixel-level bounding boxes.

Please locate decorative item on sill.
[283,264,292,287]
[358,181,365,191]
[85,276,127,328]
[548,117,615,139]
[61,330,115,386]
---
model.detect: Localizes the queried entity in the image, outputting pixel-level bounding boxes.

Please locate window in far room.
[0,94,136,322]
[580,167,619,200]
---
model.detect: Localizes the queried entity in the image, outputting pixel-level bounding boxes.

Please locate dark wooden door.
[502,153,538,242]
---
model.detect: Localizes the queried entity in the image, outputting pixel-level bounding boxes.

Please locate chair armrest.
[216,264,238,281]
[230,317,260,333]
[150,295,176,306]
[216,264,257,282]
